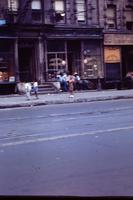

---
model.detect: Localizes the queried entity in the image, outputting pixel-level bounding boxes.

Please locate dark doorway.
[18,41,36,82]
[67,41,81,75]
[122,46,133,78]
[105,63,121,81]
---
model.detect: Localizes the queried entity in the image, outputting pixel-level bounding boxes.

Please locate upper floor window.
[31,0,42,22]
[31,0,41,10]
[105,4,116,29]
[75,0,86,23]
[125,8,133,30]
[54,0,65,22]
[8,0,18,11]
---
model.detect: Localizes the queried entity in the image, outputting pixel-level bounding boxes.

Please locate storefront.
[0,26,103,94]
[45,28,103,89]
[104,33,133,89]
[0,38,16,94]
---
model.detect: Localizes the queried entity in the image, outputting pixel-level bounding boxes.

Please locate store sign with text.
[104,34,133,45]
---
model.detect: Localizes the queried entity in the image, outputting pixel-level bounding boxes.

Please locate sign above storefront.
[104,47,121,63]
[104,34,133,45]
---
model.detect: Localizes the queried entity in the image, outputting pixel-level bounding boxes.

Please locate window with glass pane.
[106,5,116,29]
[31,0,41,10]
[125,10,133,30]
[0,41,13,82]
[8,0,18,11]
[47,41,65,52]
[54,0,65,22]
[76,0,86,22]
[31,0,42,22]
[54,0,64,12]
[47,53,66,80]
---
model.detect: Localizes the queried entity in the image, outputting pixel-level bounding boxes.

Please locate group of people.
[24,81,39,100]
[18,71,89,100]
[57,71,81,98]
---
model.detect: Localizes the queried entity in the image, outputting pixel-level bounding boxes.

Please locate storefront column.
[81,41,84,77]
[14,38,20,82]
[38,37,44,83]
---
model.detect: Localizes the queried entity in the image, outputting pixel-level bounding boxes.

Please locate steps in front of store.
[37,82,59,94]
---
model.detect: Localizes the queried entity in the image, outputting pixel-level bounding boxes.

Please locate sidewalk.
[0,89,133,109]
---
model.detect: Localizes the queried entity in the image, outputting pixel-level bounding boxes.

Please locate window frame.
[31,0,42,10]
[54,0,66,23]
[105,4,117,29]
[75,0,86,23]
[8,0,18,12]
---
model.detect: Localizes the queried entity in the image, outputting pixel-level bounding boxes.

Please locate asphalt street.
[0,99,133,196]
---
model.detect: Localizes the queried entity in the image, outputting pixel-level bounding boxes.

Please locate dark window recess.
[126,4,133,9]
[106,63,121,81]
[47,40,65,52]
[126,22,133,30]
[108,23,115,29]
[55,13,63,21]
[32,11,42,21]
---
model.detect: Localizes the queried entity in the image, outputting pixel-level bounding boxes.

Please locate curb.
[0,95,133,109]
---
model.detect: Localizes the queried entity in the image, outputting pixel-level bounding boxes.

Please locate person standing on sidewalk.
[32,81,39,99]
[25,82,32,100]
[68,75,75,98]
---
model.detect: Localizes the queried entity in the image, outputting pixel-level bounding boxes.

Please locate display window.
[83,41,103,79]
[47,40,67,81]
[0,40,14,82]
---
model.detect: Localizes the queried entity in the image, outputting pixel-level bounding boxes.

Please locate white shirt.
[25,83,32,91]
[33,82,38,87]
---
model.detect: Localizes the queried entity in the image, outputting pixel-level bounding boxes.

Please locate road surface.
[0,99,133,196]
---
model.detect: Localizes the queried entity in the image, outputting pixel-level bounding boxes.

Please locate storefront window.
[83,55,101,78]
[83,41,103,79]
[47,40,65,52]
[0,41,14,82]
[46,40,67,81]
[47,53,66,81]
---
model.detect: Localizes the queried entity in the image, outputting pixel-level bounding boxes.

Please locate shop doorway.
[18,42,36,82]
[122,46,133,78]
[122,46,133,89]
[67,41,81,75]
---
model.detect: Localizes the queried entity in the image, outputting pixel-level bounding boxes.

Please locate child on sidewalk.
[68,75,75,98]
[25,82,32,100]
[32,81,39,99]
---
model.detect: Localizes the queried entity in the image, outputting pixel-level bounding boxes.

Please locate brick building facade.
[0,0,133,93]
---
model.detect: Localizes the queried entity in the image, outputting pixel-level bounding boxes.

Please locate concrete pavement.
[0,89,133,109]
